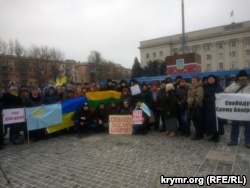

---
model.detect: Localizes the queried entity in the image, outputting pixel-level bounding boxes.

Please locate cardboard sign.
[3,108,25,125]
[130,85,141,95]
[215,93,250,121]
[133,110,143,124]
[109,115,133,134]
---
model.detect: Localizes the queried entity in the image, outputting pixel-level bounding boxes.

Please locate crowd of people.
[0,69,250,150]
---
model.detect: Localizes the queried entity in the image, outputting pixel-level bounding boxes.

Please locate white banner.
[215,93,250,121]
[3,108,25,125]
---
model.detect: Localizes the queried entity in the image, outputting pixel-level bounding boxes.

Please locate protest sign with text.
[3,108,25,125]
[109,115,133,134]
[130,85,141,95]
[215,93,250,121]
[133,110,143,124]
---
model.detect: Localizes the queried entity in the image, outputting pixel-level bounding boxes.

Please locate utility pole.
[181,0,189,54]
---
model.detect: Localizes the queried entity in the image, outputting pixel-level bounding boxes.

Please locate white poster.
[3,108,25,125]
[215,93,250,121]
[130,85,141,95]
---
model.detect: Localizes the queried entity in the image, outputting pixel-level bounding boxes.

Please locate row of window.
[146,51,163,58]
[206,61,250,71]
[170,39,250,55]
[145,39,250,60]
[206,50,250,60]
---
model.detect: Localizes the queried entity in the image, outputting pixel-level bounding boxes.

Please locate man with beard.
[225,70,250,148]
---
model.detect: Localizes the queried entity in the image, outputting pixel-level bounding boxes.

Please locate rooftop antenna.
[181,0,189,54]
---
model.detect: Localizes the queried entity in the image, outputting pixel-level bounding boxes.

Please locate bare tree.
[88,50,103,64]
[14,39,24,57]
[49,47,64,61]
[8,39,14,55]
[0,38,8,55]
[28,44,41,59]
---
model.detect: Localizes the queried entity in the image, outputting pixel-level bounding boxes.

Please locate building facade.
[0,55,131,87]
[139,21,250,72]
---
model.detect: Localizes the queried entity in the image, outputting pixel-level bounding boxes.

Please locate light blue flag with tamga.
[26,104,62,131]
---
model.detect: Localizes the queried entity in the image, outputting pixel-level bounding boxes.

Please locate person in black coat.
[107,101,120,115]
[26,85,45,142]
[204,75,224,142]
[157,80,167,132]
[72,103,93,138]
[0,86,24,144]
[94,102,109,132]
[176,79,190,137]
[105,79,115,91]
[43,86,60,104]
[162,84,178,137]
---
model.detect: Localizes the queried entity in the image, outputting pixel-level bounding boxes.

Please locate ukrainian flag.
[47,96,87,133]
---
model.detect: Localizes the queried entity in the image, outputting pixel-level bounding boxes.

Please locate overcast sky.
[0,0,250,68]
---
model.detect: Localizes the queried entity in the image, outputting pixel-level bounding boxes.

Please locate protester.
[72,102,92,138]
[56,86,64,102]
[120,101,133,115]
[224,70,250,148]
[187,76,204,140]
[151,82,160,130]
[94,102,109,132]
[74,85,83,98]
[162,83,177,137]
[132,98,151,135]
[81,87,87,96]
[63,84,74,101]
[158,80,167,132]
[174,75,183,90]
[176,78,190,137]
[140,83,153,110]
[120,79,129,92]
[89,86,96,92]
[26,85,46,142]
[107,101,120,115]
[0,85,24,144]
[120,88,133,109]
[96,83,103,91]
[202,76,208,88]
[204,75,224,142]
[106,79,115,91]
[43,86,60,104]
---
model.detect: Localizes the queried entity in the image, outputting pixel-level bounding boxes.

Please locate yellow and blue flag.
[47,96,87,133]
[26,103,62,131]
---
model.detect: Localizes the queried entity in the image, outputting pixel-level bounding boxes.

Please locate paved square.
[1,125,250,188]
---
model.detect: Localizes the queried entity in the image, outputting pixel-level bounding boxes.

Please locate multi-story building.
[139,21,250,72]
[0,55,131,87]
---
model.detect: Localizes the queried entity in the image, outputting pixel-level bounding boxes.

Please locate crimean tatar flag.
[26,103,62,131]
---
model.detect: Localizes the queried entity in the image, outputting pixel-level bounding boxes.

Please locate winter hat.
[202,76,208,82]
[152,82,158,87]
[9,86,18,91]
[122,88,129,92]
[66,84,72,88]
[237,70,248,78]
[207,75,217,80]
[175,75,183,81]
[166,83,174,92]
[83,102,89,107]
